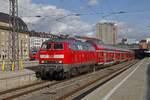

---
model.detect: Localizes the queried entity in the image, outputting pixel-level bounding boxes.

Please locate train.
[29,49,39,60]
[134,40,150,59]
[139,40,149,50]
[36,36,134,80]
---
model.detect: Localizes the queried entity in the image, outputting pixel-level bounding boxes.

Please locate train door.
[97,50,104,64]
[113,51,115,62]
[100,50,104,63]
[97,52,100,62]
[103,51,107,64]
[110,51,114,62]
[116,51,119,61]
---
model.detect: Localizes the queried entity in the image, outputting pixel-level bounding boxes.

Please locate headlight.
[41,60,44,63]
[59,61,63,64]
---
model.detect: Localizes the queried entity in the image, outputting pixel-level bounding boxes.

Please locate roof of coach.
[44,38,76,43]
[114,47,134,53]
[43,37,94,50]
[76,36,130,52]
[86,39,104,45]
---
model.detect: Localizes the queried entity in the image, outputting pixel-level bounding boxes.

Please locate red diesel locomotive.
[36,37,134,80]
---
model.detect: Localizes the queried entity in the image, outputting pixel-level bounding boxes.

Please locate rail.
[0,60,139,99]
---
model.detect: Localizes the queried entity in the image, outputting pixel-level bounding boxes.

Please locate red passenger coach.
[85,38,134,65]
[86,39,115,65]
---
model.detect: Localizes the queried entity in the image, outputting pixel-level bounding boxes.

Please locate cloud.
[0,0,9,13]
[0,0,147,41]
[88,0,98,6]
[0,0,93,36]
[20,0,94,35]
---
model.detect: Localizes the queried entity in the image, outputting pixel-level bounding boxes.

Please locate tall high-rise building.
[96,22,117,45]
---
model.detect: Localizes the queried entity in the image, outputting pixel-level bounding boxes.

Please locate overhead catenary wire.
[79,0,100,15]
[2,0,150,20]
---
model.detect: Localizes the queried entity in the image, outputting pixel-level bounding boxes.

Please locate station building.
[29,31,59,51]
[0,12,29,61]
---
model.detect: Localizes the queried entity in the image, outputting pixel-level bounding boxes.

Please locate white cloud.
[0,0,147,40]
[0,0,9,13]
[88,0,98,6]
[0,0,93,36]
[19,0,94,35]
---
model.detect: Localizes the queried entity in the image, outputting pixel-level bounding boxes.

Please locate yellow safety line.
[2,61,5,72]
[20,59,24,70]
[11,61,15,71]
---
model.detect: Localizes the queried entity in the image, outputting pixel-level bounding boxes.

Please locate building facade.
[0,12,29,60]
[96,22,117,45]
[29,37,49,49]
[29,31,59,50]
[146,37,150,44]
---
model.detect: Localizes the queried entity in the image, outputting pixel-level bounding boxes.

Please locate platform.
[82,57,150,100]
[0,68,37,91]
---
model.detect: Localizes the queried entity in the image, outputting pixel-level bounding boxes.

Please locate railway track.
[0,60,138,100]
[63,60,139,100]
[0,80,60,100]
[52,60,138,100]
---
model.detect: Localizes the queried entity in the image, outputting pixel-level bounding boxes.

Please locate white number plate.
[54,54,64,58]
[40,55,49,58]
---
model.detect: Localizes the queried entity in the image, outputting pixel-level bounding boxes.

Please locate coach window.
[91,46,95,51]
[74,44,78,50]
[46,44,51,49]
[69,43,76,50]
[77,45,83,50]
[54,43,63,50]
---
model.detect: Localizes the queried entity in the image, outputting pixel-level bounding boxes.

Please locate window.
[77,45,83,50]
[47,44,51,49]
[54,43,63,49]
[41,43,51,49]
[69,43,75,50]
[32,51,37,55]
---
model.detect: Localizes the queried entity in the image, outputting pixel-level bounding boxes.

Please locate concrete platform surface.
[0,69,37,91]
[82,58,150,100]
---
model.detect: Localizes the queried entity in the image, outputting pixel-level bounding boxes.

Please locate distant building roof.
[0,12,28,32]
[97,21,115,25]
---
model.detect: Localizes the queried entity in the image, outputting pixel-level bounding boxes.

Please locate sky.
[0,0,150,42]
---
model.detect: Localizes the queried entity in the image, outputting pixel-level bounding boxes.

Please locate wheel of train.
[53,70,64,80]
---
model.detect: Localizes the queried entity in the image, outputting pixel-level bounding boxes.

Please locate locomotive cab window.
[41,43,51,49]
[54,43,63,49]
